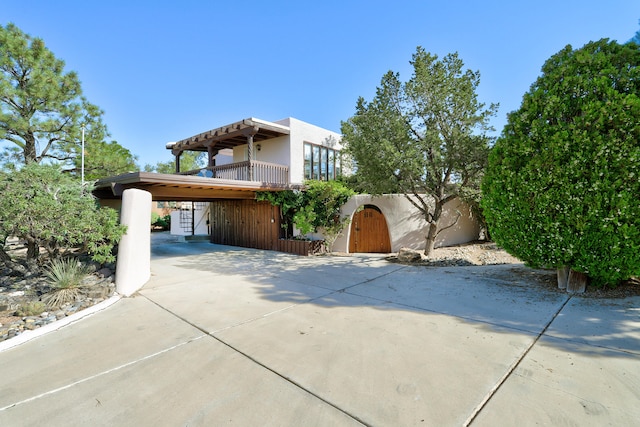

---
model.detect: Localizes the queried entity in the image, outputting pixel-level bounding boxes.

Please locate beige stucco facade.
[332,194,480,253]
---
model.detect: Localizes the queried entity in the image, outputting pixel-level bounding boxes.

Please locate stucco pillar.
[115,189,152,296]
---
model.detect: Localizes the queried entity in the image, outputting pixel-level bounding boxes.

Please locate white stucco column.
[115,189,151,296]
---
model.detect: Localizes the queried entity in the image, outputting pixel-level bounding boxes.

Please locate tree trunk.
[0,246,11,262]
[24,132,38,163]
[556,266,570,289]
[567,269,588,293]
[423,222,437,257]
[423,200,444,257]
[25,237,39,261]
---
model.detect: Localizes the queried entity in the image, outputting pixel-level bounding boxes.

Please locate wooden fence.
[209,200,324,256]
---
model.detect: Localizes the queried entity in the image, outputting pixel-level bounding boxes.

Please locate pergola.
[94,118,293,202]
[167,117,290,173]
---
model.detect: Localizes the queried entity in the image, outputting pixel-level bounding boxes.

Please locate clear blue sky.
[3,1,640,167]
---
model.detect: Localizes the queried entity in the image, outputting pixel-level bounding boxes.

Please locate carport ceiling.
[94,172,287,202]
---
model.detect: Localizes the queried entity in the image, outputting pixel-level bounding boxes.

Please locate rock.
[397,248,422,263]
[85,285,109,300]
[96,267,114,279]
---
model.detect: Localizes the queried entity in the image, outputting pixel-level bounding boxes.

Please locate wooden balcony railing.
[180,160,289,186]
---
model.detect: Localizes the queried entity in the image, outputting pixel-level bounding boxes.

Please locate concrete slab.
[472,336,640,426]
[545,296,640,354]
[1,237,638,426]
[346,264,570,333]
[140,274,335,332]
[0,297,203,409]
[215,291,537,426]
[0,335,361,426]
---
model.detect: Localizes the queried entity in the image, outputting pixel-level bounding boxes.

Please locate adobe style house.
[95,117,480,254]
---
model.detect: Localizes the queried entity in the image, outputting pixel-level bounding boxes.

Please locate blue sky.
[3,1,640,167]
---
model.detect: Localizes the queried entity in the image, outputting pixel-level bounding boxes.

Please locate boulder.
[397,248,422,263]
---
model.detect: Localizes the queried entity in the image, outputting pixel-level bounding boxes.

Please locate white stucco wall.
[169,205,210,236]
[229,118,342,185]
[276,117,343,185]
[332,194,480,253]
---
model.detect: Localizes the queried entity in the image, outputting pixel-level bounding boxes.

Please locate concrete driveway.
[0,235,638,426]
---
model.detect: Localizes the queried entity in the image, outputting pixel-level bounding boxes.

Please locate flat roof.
[94,172,290,202]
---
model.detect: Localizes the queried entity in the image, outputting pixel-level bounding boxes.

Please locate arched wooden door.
[349,205,391,253]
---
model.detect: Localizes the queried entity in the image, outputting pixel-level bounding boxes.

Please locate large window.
[303,142,341,180]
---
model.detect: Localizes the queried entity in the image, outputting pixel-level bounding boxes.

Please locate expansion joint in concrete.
[141,294,370,426]
[463,295,573,426]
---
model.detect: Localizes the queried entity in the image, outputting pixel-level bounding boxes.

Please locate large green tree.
[144,151,206,174]
[0,23,136,177]
[482,39,640,289]
[341,47,497,255]
[77,139,138,180]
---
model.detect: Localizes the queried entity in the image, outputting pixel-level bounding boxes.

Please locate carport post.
[115,189,152,296]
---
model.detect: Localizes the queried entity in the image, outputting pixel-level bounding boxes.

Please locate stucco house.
[95,117,480,254]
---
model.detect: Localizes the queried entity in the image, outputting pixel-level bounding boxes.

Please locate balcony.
[179,160,289,186]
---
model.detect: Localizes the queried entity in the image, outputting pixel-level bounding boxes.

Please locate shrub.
[15,301,46,317]
[41,258,89,308]
[257,181,355,251]
[0,163,126,263]
[151,213,171,230]
[481,39,640,287]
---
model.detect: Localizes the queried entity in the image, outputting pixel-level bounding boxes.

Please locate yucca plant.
[41,258,89,308]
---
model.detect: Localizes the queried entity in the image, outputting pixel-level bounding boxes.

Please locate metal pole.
[81,124,85,186]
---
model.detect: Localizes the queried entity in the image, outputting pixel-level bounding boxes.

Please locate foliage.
[341,46,497,255]
[293,180,355,251]
[74,139,139,180]
[256,190,303,238]
[0,163,126,264]
[151,212,171,230]
[481,39,640,287]
[258,181,355,250]
[41,257,89,308]
[144,151,206,174]
[0,23,137,177]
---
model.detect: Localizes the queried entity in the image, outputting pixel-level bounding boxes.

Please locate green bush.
[257,180,355,250]
[151,213,171,230]
[482,39,640,286]
[0,163,126,263]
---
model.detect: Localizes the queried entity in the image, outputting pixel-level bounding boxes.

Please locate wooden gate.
[210,200,280,250]
[349,205,391,253]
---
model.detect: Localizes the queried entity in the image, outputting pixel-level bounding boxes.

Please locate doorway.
[349,205,391,253]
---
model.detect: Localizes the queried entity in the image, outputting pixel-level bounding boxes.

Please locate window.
[304,144,312,179]
[312,145,320,180]
[303,142,341,180]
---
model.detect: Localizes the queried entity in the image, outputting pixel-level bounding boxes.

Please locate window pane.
[328,149,335,180]
[320,147,328,181]
[304,143,312,180]
[312,145,320,180]
[335,154,341,178]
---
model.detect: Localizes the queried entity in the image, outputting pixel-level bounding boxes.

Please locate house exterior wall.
[275,117,343,185]
[226,118,342,185]
[332,194,480,253]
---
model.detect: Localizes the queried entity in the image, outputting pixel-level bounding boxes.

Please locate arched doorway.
[349,205,392,253]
